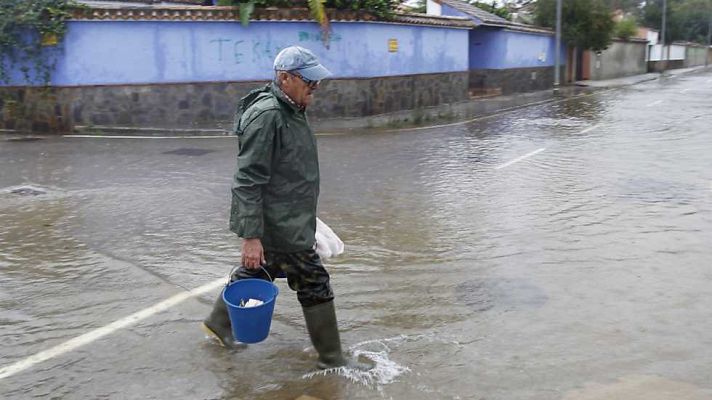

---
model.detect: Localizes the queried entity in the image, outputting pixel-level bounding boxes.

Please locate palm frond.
[239,1,255,27]
[308,0,331,47]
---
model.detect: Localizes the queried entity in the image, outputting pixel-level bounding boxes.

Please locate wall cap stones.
[70,5,475,29]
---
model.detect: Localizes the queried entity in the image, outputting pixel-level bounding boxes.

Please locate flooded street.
[2,71,712,399]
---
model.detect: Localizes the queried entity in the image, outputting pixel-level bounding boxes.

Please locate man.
[202,46,365,370]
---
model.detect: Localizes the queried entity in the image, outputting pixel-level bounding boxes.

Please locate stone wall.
[0,72,469,134]
[0,89,72,133]
[468,66,560,96]
[317,72,469,117]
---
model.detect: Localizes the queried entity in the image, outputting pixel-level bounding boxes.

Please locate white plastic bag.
[240,298,264,308]
[315,217,344,260]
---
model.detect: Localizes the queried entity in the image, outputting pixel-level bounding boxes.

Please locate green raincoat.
[229,83,320,253]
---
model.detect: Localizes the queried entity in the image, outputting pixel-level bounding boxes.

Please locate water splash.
[301,334,418,389]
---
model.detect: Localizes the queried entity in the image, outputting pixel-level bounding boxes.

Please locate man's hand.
[242,238,265,269]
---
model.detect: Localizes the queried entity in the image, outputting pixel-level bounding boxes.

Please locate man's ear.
[276,71,288,85]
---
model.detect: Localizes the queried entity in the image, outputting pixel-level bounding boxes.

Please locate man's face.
[278,71,320,108]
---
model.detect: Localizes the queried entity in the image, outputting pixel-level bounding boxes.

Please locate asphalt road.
[2,70,712,400]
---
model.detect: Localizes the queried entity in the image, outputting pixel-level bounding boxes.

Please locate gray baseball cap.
[273,46,332,82]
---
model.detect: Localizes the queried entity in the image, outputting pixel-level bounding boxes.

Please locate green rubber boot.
[202,291,237,349]
[302,301,373,370]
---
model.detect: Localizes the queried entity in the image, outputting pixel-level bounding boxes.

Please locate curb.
[73,125,231,137]
[575,65,711,89]
[575,75,660,88]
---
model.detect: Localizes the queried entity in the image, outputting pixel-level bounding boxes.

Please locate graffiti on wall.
[209,38,283,65]
[297,31,342,43]
[209,31,342,65]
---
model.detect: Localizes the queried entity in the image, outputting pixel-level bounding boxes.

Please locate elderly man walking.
[202,46,365,370]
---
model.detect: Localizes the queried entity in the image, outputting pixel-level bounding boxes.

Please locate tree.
[615,17,638,39]
[218,0,397,46]
[410,0,427,13]
[603,0,643,14]
[469,1,512,20]
[535,0,616,51]
[642,0,712,44]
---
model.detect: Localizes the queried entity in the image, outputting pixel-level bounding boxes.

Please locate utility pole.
[661,0,668,73]
[554,0,562,92]
[707,16,711,67]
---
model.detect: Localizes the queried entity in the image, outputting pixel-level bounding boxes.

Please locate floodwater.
[2,71,712,400]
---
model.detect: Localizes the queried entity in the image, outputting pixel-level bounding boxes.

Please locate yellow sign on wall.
[41,33,58,47]
[388,38,398,53]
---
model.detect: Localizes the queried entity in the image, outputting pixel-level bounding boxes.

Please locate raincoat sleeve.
[229,109,279,239]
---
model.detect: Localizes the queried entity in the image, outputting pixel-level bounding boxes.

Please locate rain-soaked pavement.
[2,71,712,400]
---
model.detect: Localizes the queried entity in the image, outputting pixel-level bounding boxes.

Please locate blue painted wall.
[469,27,558,69]
[2,20,468,86]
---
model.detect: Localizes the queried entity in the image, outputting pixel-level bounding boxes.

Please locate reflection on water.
[456,278,549,312]
[2,73,712,399]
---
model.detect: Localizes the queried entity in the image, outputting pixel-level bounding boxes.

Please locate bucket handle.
[227,265,273,286]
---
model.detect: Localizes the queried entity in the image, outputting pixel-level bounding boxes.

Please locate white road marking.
[73,125,226,134]
[63,132,344,139]
[646,100,663,107]
[680,88,690,93]
[63,135,232,139]
[578,124,601,135]
[0,278,225,381]
[493,124,600,170]
[494,148,546,170]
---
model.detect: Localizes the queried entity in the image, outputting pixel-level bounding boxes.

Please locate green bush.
[0,0,78,84]
[218,0,396,19]
[536,0,616,51]
[470,1,512,21]
[615,18,638,40]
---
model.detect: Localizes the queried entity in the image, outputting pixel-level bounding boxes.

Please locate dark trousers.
[231,249,334,307]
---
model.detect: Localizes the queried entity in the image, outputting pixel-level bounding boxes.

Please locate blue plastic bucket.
[222,278,279,344]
